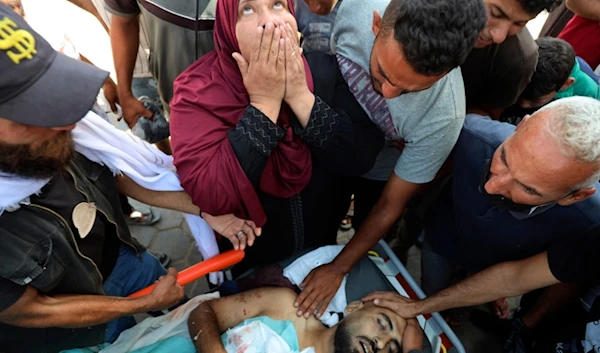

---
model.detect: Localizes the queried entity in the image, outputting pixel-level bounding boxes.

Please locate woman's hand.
[280,22,314,127]
[277,22,314,127]
[202,213,262,251]
[232,22,286,124]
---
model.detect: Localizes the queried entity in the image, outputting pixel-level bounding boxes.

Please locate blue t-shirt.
[295,0,341,54]
[425,114,600,272]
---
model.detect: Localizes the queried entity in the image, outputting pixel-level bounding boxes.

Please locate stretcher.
[129,244,465,353]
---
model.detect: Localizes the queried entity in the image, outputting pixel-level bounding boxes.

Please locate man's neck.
[310,326,337,353]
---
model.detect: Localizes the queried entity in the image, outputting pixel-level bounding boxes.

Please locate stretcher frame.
[370,240,466,353]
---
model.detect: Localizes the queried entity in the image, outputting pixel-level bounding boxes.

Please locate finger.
[232,52,250,77]
[285,38,294,68]
[268,26,282,66]
[277,38,285,72]
[286,23,299,46]
[142,107,154,119]
[279,21,288,40]
[298,290,320,316]
[241,224,255,250]
[316,294,334,318]
[167,267,178,276]
[250,26,264,63]
[108,100,118,113]
[228,233,240,251]
[372,298,401,312]
[236,231,248,251]
[260,22,275,62]
[305,294,324,318]
[295,283,313,309]
[246,220,262,237]
[242,223,256,247]
[363,291,404,302]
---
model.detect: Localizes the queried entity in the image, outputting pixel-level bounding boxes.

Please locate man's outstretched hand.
[362,291,419,318]
[294,263,346,318]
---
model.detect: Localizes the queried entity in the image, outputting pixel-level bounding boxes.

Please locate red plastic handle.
[128,250,245,298]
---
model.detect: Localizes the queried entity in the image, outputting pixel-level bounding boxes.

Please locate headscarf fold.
[170,0,313,226]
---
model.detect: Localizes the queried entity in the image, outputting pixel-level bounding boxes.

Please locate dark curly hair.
[517,0,562,15]
[380,0,487,76]
[520,37,575,101]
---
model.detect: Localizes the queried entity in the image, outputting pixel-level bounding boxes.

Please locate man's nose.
[382,84,402,99]
[484,172,511,196]
[490,23,510,44]
[373,337,385,350]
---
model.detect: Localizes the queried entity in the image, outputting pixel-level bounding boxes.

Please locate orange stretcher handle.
[128,250,245,298]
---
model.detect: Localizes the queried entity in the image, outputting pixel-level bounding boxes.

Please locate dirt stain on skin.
[243,309,247,316]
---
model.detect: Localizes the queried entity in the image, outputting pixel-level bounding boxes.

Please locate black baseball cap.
[0,3,109,127]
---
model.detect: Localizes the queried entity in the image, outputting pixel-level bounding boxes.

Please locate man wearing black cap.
[0,4,230,352]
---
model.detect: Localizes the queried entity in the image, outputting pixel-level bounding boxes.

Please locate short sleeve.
[394,115,463,184]
[103,0,141,17]
[547,225,600,283]
[0,278,26,312]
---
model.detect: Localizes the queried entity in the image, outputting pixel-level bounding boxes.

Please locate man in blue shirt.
[422,96,600,296]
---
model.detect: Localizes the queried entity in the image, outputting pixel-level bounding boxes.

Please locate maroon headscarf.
[170,0,313,226]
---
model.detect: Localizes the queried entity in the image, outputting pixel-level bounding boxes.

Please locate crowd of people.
[0,0,599,352]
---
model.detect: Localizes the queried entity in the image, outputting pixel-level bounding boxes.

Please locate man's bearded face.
[0,131,74,179]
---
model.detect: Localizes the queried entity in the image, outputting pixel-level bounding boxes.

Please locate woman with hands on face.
[170,0,383,275]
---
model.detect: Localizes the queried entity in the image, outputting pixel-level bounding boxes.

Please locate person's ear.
[558,187,596,206]
[345,301,364,315]
[515,114,531,131]
[372,10,382,36]
[560,77,575,91]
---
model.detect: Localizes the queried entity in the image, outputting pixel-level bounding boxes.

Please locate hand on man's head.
[362,291,418,318]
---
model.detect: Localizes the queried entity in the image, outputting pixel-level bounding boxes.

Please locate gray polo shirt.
[103,0,216,108]
[332,0,466,183]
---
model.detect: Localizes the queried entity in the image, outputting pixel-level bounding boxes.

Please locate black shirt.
[0,170,121,313]
[30,170,121,280]
[548,224,600,283]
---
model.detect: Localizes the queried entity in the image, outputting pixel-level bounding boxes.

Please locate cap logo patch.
[0,17,36,64]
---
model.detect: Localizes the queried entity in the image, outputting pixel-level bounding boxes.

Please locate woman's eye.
[274,1,284,9]
[242,6,253,14]
[377,319,384,330]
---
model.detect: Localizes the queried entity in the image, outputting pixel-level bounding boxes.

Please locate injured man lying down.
[188,287,424,353]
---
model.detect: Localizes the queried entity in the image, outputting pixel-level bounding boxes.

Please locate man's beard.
[333,319,360,353]
[0,131,74,179]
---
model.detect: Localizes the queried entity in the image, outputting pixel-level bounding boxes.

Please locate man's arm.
[115,174,200,216]
[115,174,262,249]
[365,252,559,317]
[188,287,297,353]
[565,0,600,21]
[0,268,183,328]
[295,174,422,317]
[67,0,110,32]
[109,14,153,127]
[334,175,421,275]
